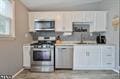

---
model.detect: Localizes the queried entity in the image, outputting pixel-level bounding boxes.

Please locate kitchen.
[23,11,114,71]
[0,0,119,79]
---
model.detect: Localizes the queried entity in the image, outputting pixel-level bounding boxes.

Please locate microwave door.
[34,21,55,31]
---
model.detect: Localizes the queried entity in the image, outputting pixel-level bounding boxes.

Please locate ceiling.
[20,0,103,11]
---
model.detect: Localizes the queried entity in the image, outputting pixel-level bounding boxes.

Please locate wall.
[100,0,119,71]
[0,0,31,75]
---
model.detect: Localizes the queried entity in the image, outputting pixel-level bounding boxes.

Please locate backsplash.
[30,31,105,41]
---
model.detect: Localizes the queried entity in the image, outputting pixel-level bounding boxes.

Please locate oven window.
[33,50,51,61]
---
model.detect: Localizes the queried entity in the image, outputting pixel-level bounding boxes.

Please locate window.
[0,0,15,37]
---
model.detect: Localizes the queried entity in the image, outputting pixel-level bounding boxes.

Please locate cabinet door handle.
[86,52,89,56]
[86,52,88,56]
[106,63,112,65]
[106,55,112,56]
[61,48,66,50]
[88,52,90,56]
[107,47,112,49]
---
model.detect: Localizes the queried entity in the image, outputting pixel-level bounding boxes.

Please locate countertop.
[55,41,114,46]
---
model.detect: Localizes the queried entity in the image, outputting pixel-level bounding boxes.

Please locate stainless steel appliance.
[31,37,55,72]
[34,20,55,31]
[55,46,73,69]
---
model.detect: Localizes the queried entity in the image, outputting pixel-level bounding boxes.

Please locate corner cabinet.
[73,45,115,70]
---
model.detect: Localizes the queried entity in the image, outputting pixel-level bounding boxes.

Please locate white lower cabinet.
[73,45,101,70]
[23,44,31,69]
[73,45,115,70]
[101,46,115,69]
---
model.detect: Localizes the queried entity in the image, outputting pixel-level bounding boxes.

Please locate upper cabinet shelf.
[28,11,107,32]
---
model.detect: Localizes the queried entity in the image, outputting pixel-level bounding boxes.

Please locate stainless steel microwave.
[34,20,55,31]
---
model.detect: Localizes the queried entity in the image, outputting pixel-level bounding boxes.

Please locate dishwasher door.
[55,46,73,69]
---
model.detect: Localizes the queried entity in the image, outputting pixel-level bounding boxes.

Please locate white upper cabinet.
[72,11,95,22]
[28,11,107,32]
[63,12,73,32]
[72,12,83,22]
[29,13,35,32]
[55,12,72,32]
[29,12,73,32]
[94,11,107,32]
[28,12,56,32]
[72,11,96,32]
[54,12,64,32]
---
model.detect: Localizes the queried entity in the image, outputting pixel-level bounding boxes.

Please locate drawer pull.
[107,47,112,49]
[61,48,67,50]
[106,55,112,56]
[106,63,112,65]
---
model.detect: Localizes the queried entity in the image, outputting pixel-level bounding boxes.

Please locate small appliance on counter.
[56,36,62,44]
[30,36,56,72]
[96,34,106,44]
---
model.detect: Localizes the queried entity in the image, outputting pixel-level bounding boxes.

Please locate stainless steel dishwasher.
[55,45,73,69]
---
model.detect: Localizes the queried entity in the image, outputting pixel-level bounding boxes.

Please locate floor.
[15,70,119,79]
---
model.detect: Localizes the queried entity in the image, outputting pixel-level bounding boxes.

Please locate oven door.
[31,48,54,66]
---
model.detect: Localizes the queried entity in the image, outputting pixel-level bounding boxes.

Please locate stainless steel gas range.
[31,37,55,72]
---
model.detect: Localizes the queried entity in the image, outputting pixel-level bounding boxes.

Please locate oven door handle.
[32,48,51,51]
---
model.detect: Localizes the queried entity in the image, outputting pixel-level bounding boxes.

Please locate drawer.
[102,58,114,66]
[102,57,114,62]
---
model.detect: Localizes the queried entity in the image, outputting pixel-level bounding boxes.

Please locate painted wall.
[0,0,31,75]
[100,0,119,71]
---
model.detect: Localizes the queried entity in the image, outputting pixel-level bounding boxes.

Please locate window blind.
[0,0,13,35]
[0,0,12,18]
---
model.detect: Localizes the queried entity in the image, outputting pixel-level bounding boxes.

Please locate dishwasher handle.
[61,48,67,50]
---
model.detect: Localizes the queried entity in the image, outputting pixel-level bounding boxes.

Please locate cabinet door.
[23,45,31,68]
[33,12,55,20]
[86,46,101,68]
[101,46,115,68]
[29,13,35,32]
[55,12,64,32]
[72,12,83,22]
[73,46,88,70]
[95,11,107,32]
[63,12,73,32]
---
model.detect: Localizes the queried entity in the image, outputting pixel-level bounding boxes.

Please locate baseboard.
[113,69,119,73]
[12,68,24,78]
